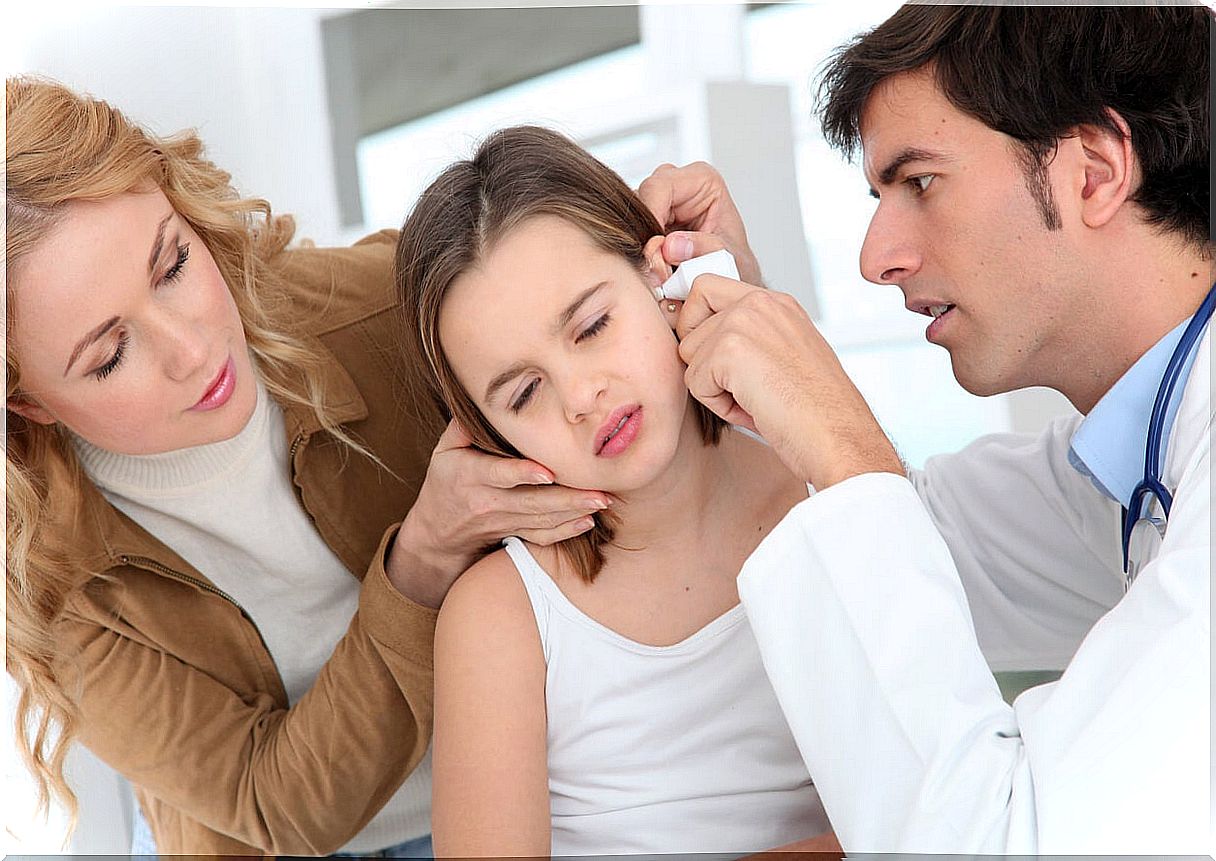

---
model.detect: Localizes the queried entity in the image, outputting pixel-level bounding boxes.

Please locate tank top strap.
[501,536,553,658]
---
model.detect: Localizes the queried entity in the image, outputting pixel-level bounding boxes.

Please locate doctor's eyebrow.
[868,147,947,198]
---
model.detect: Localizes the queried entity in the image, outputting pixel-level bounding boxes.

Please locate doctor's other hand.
[677,274,905,491]
[637,161,762,286]
[387,420,609,608]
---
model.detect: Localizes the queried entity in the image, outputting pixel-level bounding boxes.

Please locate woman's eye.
[575,313,610,344]
[908,174,935,194]
[93,332,130,381]
[160,243,191,285]
[510,378,539,413]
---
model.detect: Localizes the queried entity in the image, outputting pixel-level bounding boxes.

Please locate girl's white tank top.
[503,536,829,857]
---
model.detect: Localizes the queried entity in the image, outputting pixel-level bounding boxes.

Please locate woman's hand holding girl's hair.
[386,420,611,607]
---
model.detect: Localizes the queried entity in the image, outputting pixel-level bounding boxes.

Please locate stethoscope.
[1120,282,1216,589]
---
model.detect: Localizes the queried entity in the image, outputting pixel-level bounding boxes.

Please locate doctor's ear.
[6,394,57,425]
[1073,109,1137,230]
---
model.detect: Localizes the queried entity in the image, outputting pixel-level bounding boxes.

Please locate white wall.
[9,6,347,244]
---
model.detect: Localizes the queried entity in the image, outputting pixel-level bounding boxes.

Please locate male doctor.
[640,5,1211,854]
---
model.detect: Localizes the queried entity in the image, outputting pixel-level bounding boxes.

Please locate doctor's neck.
[1053,226,1212,415]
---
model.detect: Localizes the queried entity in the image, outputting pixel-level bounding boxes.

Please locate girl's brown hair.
[396,125,724,582]
[5,76,366,831]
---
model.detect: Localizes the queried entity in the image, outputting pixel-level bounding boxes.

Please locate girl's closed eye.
[575,312,610,344]
[510,377,540,413]
[508,313,612,411]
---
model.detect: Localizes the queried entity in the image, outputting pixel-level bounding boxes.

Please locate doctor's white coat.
[738,330,1211,854]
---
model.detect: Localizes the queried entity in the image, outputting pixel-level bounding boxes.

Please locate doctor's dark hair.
[818,5,1210,246]
[395,125,725,584]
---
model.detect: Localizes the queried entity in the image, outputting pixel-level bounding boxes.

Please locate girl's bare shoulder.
[436,546,538,647]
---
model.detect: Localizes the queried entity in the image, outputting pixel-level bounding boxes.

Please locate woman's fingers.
[493,485,608,521]
[515,516,598,546]
[479,452,556,489]
[433,418,475,453]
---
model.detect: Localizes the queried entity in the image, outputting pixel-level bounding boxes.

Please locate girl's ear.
[643,235,673,285]
[643,235,682,329]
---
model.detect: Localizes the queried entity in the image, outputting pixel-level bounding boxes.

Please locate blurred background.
[5,1,1075,853]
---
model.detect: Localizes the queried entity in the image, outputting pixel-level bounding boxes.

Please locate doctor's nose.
[859,208,922,286]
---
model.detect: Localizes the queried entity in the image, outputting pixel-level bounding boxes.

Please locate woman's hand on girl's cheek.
[385,420,610,607]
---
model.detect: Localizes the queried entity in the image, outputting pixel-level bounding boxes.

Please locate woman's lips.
[191,356,236,411]
[596,405,642,458]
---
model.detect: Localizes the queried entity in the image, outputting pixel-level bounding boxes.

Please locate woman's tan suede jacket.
[47,231,445,856]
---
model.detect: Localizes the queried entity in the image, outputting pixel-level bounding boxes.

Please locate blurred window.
[745,2,1013,466]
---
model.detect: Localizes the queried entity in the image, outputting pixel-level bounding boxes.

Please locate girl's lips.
[191,356,236,411]
[595,406,642,458]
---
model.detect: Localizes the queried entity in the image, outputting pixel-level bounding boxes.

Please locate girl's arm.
[431,549,551,857]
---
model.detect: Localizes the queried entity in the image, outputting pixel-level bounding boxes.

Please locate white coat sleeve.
[910,416,1126,671]
[738,461,1210,853]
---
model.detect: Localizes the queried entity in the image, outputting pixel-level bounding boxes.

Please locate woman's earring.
[666,302,678,313]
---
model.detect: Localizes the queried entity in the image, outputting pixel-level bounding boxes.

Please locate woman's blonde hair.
[396,126,725,584]
[5,76,361,826]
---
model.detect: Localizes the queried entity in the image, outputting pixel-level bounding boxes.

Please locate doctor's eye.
[575,313,611,344]
[906,174,935,195]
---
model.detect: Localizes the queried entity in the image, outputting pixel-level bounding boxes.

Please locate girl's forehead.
[448,220,612,309]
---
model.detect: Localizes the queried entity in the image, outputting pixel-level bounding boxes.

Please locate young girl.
[396,126,830,856]
[6,79,610,855]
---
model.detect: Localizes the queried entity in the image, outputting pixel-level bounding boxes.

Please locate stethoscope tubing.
[1120,282,1216,574]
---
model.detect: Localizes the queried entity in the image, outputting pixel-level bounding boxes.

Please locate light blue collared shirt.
[1068,315,1207,508]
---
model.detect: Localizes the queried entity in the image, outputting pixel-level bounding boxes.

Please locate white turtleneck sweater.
[73,380,432,853]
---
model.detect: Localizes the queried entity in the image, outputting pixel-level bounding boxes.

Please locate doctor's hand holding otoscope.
[638,163,904,492]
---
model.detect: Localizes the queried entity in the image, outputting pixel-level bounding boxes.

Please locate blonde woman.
[5,78,610,856]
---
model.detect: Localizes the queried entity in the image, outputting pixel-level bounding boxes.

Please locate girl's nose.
[558,368,608,425]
